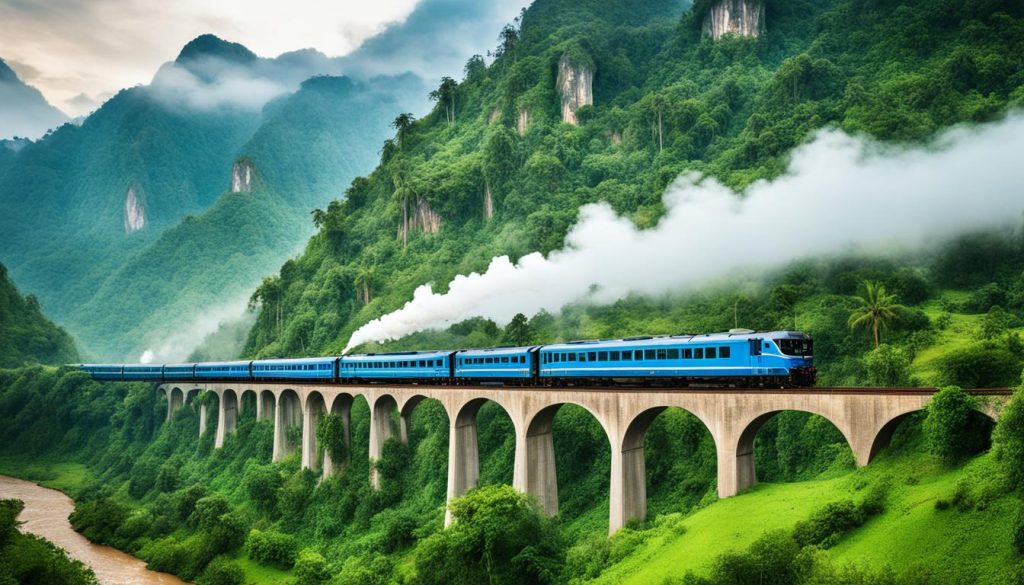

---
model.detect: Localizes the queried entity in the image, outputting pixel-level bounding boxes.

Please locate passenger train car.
[79,330,815,388]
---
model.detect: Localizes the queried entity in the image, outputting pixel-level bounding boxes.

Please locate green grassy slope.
[597,452,1016,584]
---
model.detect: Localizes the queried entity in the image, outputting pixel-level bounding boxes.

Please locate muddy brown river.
[0,475,189,585]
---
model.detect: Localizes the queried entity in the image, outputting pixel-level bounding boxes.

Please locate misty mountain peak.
[175,34,258,66]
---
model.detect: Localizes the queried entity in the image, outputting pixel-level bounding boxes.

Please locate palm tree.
[848,281,906,348]
[391,113,416,148]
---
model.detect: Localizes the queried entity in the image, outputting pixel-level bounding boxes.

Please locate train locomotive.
[80,330,815,388]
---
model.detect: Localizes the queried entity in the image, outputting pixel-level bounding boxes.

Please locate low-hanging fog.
[344,113,1024,352]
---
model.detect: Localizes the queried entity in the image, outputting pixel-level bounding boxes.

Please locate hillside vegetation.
[0,41,424,360]
[242,0,1024,365]
[0,263,78,368]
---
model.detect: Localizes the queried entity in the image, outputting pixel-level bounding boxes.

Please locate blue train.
[80,330,815,388]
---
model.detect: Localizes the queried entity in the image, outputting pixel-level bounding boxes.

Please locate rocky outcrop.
[556,54,593,125]
[517,108,530,136]
[124,185,145,234]
[412,198,441,234]
[483,183,494,220]
[703,0,766,40]
[399,198,442,244]
[230,159,254,193]
[489,108,501,124]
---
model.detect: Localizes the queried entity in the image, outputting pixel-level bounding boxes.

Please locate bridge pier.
[198,401,208,437]
[302,393,327,471]
[322,394,353,478]
[214,390,238,449]
[166,387,184,421]
[445,399,487,526]
[273,390,301,461]
[369,395,399,489]
[521,404,560,517]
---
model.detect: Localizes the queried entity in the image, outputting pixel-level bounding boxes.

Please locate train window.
[568,353,577,362]
[668,348,679,359]
[721,347,731,358]
[657,349,667,360]
[621,351,631,361]
[634,350,643,360]
[694,348,704,359]
[707,347,717,359]
[588,352,597,362]
[483,357,491,364]
[610,351,619,361]
[645,349,655,360]
[598,351,608,361]
[500,357,508,363]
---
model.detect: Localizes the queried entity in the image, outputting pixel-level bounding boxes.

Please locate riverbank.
[0,474,189,585]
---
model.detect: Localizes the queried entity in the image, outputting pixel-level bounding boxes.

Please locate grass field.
[593,443,1018,584]
[0,455,93,494]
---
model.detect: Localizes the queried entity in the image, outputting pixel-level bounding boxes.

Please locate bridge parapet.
[156,383,1009,535]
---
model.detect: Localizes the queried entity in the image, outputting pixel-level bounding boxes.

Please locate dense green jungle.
[3,0,1024,583]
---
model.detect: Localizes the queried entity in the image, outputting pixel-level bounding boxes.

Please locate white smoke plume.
[344,114,1024,353]
[137,293,252,363]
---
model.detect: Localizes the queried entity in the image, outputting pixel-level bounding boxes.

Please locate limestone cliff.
[556,53,593,125]
[517,108,530,135]
[230,159,254,193]
[483,183,494,220]
[703,0,766,39]
[399,197,442,244]
[412,198,441,234]
[123,185,145,234]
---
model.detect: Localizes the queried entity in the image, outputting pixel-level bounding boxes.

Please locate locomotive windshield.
[778,338,813,356]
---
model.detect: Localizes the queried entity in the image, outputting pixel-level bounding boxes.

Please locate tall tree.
[429,77,459,125]
[848,281,906,348]
[391,113,416,148]
[505,313,532,345]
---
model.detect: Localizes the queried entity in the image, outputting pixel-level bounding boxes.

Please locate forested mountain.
[0,263,78,368]
[243,0,1024,363]
[0,58,69,140]
[66,74,423,360]
[0,34,427,360]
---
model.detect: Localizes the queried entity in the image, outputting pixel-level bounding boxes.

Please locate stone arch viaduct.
[159,383,1008,534]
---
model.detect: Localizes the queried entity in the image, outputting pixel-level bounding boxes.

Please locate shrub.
[412,485,564,585]
[128,461,159,498]
[372,509,417,553]
[939,344,1022,388]
[793,500,865,548]
[246,528,297,568]
[197,557,244,585]
[190,495,230,530]
[69,498,129,545]
[864,344,912,387]
[332,553,394,585]
[155,463,179,493]
[294,549,330,585]
[316,413,348,464]
[994,383,1024,492]
[924,386,991,463]
[243,463,282,516]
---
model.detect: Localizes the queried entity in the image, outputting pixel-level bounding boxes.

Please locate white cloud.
[344,114,1024,351]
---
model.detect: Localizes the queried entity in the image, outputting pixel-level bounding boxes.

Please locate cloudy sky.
[0,0,525,116]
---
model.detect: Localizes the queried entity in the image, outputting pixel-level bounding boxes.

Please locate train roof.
[253,356,337,365]
[541,331,809,351]
[344,350,452,360]
[192,360,253,367]
[456,345,540,356]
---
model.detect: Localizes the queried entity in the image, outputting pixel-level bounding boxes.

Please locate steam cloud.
[344,114,1024,352]
[138,293,252,363]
